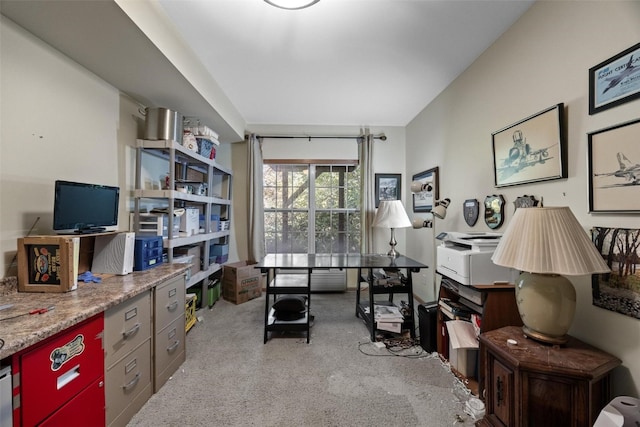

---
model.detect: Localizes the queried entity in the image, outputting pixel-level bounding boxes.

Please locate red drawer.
[19,314,104,427]
[39,377,105,427]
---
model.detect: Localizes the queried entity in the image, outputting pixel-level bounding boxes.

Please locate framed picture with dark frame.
[589,42,640,115]
[412,167,439,212]
[588,118,640,213]
[491,103,566,188]
[374,173,401,208]
[591,226,640,320]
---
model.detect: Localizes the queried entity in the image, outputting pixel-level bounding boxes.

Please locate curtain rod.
[255,134,387,141]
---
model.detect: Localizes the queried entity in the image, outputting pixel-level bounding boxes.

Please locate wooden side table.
[478,326,621,427]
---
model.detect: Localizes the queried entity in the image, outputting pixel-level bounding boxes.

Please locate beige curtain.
[359,133,375,254]
[247,134,266,262]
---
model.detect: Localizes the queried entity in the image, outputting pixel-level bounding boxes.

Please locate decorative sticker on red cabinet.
[49,334,85,371]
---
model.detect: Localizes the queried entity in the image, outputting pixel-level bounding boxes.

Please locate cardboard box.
[222,261,263,304]
[179,208,200,236]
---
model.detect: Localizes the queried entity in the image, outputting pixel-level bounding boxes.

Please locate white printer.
[436,231,514,286]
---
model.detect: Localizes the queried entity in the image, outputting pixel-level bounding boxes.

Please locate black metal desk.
[256,253,427,343]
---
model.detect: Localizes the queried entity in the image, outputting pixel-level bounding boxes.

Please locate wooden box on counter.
[17,235,92,293]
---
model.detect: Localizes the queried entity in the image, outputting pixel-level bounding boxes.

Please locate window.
[263,162,360,254]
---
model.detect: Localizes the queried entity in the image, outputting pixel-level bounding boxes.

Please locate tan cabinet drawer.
[154,316,185,392]
[105,339,152,427]
[104,290,152,369]
[154,275,185,330]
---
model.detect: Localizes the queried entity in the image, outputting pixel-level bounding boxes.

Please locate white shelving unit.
[133,138,232,290]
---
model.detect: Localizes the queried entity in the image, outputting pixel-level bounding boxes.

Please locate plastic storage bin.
[186,284,203,309]
[185,293,197,332]
[208,279,221,307]
[134,236,163,271]
[199,214,220,233]
[210,243,229,264]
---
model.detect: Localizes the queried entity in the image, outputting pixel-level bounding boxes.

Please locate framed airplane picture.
[588,118,640,213]
[491,103,567,187]
[589,42,640,115]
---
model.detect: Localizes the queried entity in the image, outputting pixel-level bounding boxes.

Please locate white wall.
[0,17,121,275]
[0,16,235,276]
[405,1,640,396]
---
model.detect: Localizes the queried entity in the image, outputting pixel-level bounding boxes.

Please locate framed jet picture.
[491,103,567,188]
[588,118,640,213]
[589,42,640,115]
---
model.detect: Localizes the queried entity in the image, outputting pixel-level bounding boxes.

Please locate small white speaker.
[92,232,135,275]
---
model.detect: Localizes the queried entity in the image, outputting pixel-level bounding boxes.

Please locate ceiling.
[1,0,534,139]
[157,0,535,127]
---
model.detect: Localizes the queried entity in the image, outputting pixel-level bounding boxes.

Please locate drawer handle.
[167,340,180,353]
[122,373,141,391]
[123,322,141,339]
[57,364,80,390]
[167,301,179,312]
[496,377,504,406]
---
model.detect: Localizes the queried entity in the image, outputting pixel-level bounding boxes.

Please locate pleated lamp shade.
[372,200,412,229]
[491,206,609,275]
[491,206,610,344]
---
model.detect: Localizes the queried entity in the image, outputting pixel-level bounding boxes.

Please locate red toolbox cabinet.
[12,313,105,427]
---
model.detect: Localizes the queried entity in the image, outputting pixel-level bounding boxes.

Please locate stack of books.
[438,298,473,320]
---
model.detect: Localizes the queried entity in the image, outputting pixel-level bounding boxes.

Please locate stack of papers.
[365,304,404,333]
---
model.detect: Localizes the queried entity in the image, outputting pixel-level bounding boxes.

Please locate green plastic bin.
[208,279,221,307]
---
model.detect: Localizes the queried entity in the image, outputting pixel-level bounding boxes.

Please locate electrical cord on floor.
[357,339,436,359]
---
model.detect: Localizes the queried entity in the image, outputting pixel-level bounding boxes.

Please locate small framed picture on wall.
[412,167,439,212]
[374,174,401,208]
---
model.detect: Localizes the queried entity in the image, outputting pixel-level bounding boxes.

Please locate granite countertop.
[0,264,189,360]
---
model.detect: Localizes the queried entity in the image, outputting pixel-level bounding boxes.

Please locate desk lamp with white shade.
[372,200,412,258]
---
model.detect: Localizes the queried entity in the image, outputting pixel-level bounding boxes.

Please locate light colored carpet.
[128,292,477,426]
